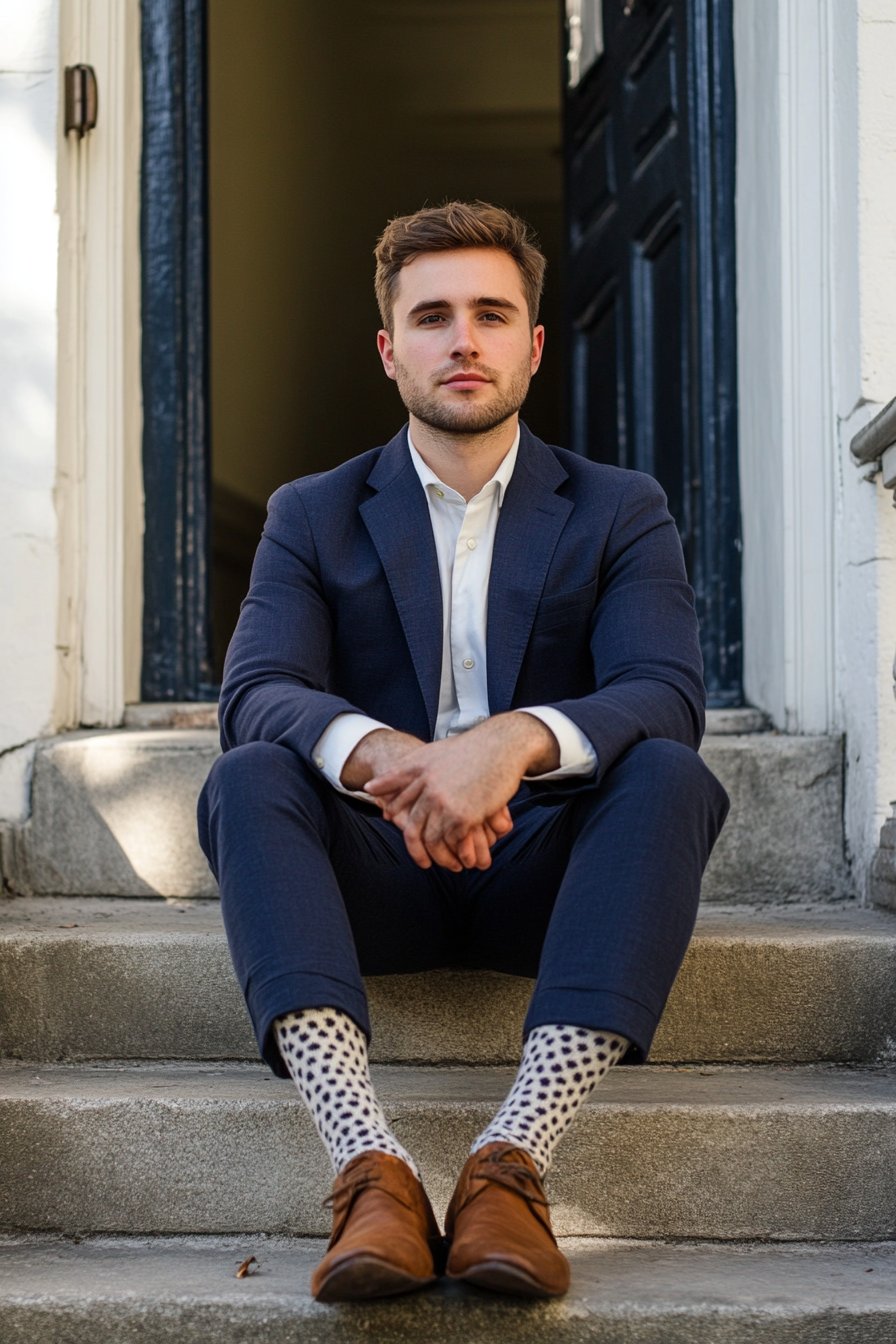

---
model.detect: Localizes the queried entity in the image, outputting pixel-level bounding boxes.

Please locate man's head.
[374,202,547,437]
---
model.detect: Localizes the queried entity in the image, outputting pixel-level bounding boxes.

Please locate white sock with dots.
[274,1008,420,1179]
[472,1024,629,1175]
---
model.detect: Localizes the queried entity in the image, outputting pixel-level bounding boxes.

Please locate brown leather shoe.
[310,1151,442,1302]
[444,1142,570,1298]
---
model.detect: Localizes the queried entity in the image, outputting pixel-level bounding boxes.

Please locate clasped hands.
[340,713,560,872]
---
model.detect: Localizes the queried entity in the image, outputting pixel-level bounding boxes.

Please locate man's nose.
[450,318,480,360]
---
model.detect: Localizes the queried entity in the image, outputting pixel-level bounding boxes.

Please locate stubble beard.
[392,354,533,436]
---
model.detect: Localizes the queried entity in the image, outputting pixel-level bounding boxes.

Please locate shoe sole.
[314,1255,437,1303]
[449,1261,565,1299]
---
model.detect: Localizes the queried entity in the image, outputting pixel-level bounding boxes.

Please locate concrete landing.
[2,1062,896,1239]
[2,1234,896,1342]
[0,728,846,900]
[1,898,893,1065]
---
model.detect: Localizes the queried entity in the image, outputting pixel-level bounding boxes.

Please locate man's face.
[377,248,544,435]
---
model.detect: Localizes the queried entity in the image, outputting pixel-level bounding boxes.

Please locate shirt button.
[315,757,325,768]
[467,538,477,550]
[463,658,474,669]
[435,489,444,498]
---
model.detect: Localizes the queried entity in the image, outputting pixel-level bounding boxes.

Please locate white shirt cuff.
[313,712,391,798]
[515,706,597,780]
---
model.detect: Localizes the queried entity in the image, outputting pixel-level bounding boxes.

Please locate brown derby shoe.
[310,1151,443,1303]
[445,1142,570,1298]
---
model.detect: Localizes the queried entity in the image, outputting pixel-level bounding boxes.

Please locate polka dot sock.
[274,1008,420,1178]
[471,1024,629,1176]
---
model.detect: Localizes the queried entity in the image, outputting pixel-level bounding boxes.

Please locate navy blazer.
[220,424,705,788]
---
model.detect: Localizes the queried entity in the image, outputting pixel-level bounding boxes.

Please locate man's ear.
[377,329,398,382]
[530,325,545,376]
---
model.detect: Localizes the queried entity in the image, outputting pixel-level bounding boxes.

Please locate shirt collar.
[406,424,520,508]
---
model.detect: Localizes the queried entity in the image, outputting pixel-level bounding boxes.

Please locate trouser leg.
[466,738,729,1062]
[197,740,453,1075]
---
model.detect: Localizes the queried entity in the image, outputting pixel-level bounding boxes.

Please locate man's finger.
[400,819,433,869]
[468,825,493,869]
[422,832,464,872]
[380,776,427,822]
[487,806,514,836]
[365,764,419,796]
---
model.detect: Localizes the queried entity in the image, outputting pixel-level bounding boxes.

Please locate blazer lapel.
[360,431,443,734]
[487,429,573,714]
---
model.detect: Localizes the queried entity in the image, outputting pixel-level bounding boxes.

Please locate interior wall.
[208,0,563,510]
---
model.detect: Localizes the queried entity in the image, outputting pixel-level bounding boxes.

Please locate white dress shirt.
[313,427,597,795]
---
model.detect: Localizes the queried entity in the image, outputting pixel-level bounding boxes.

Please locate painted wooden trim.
[140,0,214,702]
[55,0,143,729]
[735,0,837,734]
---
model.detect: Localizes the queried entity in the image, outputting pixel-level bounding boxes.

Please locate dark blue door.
[564,0,741,706]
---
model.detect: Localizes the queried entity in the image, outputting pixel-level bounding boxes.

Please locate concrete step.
[2,1061,896,1239]
[1,898,892,1067]
[4,1235,896,1344]
[0,727,845,901]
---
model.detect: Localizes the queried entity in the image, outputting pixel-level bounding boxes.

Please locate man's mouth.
[442,372,491,390]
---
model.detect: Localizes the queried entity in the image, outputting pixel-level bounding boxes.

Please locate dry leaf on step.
[236,1256,259,1279]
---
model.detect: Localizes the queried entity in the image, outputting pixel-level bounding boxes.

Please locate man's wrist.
[478,711,560,777]
[341,728,422,790]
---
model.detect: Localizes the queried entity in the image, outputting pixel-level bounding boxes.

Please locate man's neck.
[408,413,519,502]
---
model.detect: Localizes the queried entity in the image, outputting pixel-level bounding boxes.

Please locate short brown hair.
[374,201,547,333]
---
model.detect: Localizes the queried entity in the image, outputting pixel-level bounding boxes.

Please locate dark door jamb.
[140,0,215,701]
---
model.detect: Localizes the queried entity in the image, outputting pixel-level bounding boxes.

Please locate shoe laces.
[322,1154,416,1247]
[475,1146,549,1210]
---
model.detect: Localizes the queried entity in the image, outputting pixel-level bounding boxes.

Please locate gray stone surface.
[1,730,220,898]
[2,1062,896,1239]
[0,728,846,900]
[699,734,846,899]
[868,807,896,911]
[1,899,895,1065]
[2,1234,896,1343]
[704,707,770,735]
[124,703,219,730]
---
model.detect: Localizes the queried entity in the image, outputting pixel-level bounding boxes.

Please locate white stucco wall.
[735,0,896,891]
[837,0,896,883]
[0,0,59,821]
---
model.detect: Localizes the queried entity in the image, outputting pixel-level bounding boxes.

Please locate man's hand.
[364,713,560,872]
[341,727,509,871]
[340,728,426,793]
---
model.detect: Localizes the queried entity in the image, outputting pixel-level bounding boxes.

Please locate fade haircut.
[374,201,547,334]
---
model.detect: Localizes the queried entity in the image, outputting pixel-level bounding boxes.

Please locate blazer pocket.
[534,582,598,632]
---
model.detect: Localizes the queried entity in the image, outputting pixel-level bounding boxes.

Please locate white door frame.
[55,0,142,731]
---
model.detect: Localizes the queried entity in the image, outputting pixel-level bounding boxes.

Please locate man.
[198,201,729,1303]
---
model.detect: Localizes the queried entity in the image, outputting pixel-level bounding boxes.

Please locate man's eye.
[481,312,503,322]
[420,314,445,325]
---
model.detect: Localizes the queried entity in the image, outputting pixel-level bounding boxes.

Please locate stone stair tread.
[0,727,847,899]
[3,1062,896,1239]
[1,898,894,1067]
[3,894,893,937]
[3,1234,896,1342]
[3,1059,894,1105]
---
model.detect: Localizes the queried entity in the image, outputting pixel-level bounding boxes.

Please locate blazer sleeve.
[218,482,362,761]
[544,472,706,783]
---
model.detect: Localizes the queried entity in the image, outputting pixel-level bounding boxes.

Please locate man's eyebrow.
[406,296,522,317]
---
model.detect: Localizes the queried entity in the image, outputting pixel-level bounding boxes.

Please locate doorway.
[139,0,741,705]
[206,0,565,680]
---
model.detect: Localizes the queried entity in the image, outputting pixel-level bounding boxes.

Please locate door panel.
[564,0,741,705]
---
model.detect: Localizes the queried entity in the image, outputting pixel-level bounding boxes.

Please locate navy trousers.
[198,738,729,1077]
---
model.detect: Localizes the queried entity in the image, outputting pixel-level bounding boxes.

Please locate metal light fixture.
[65,64,98,138]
